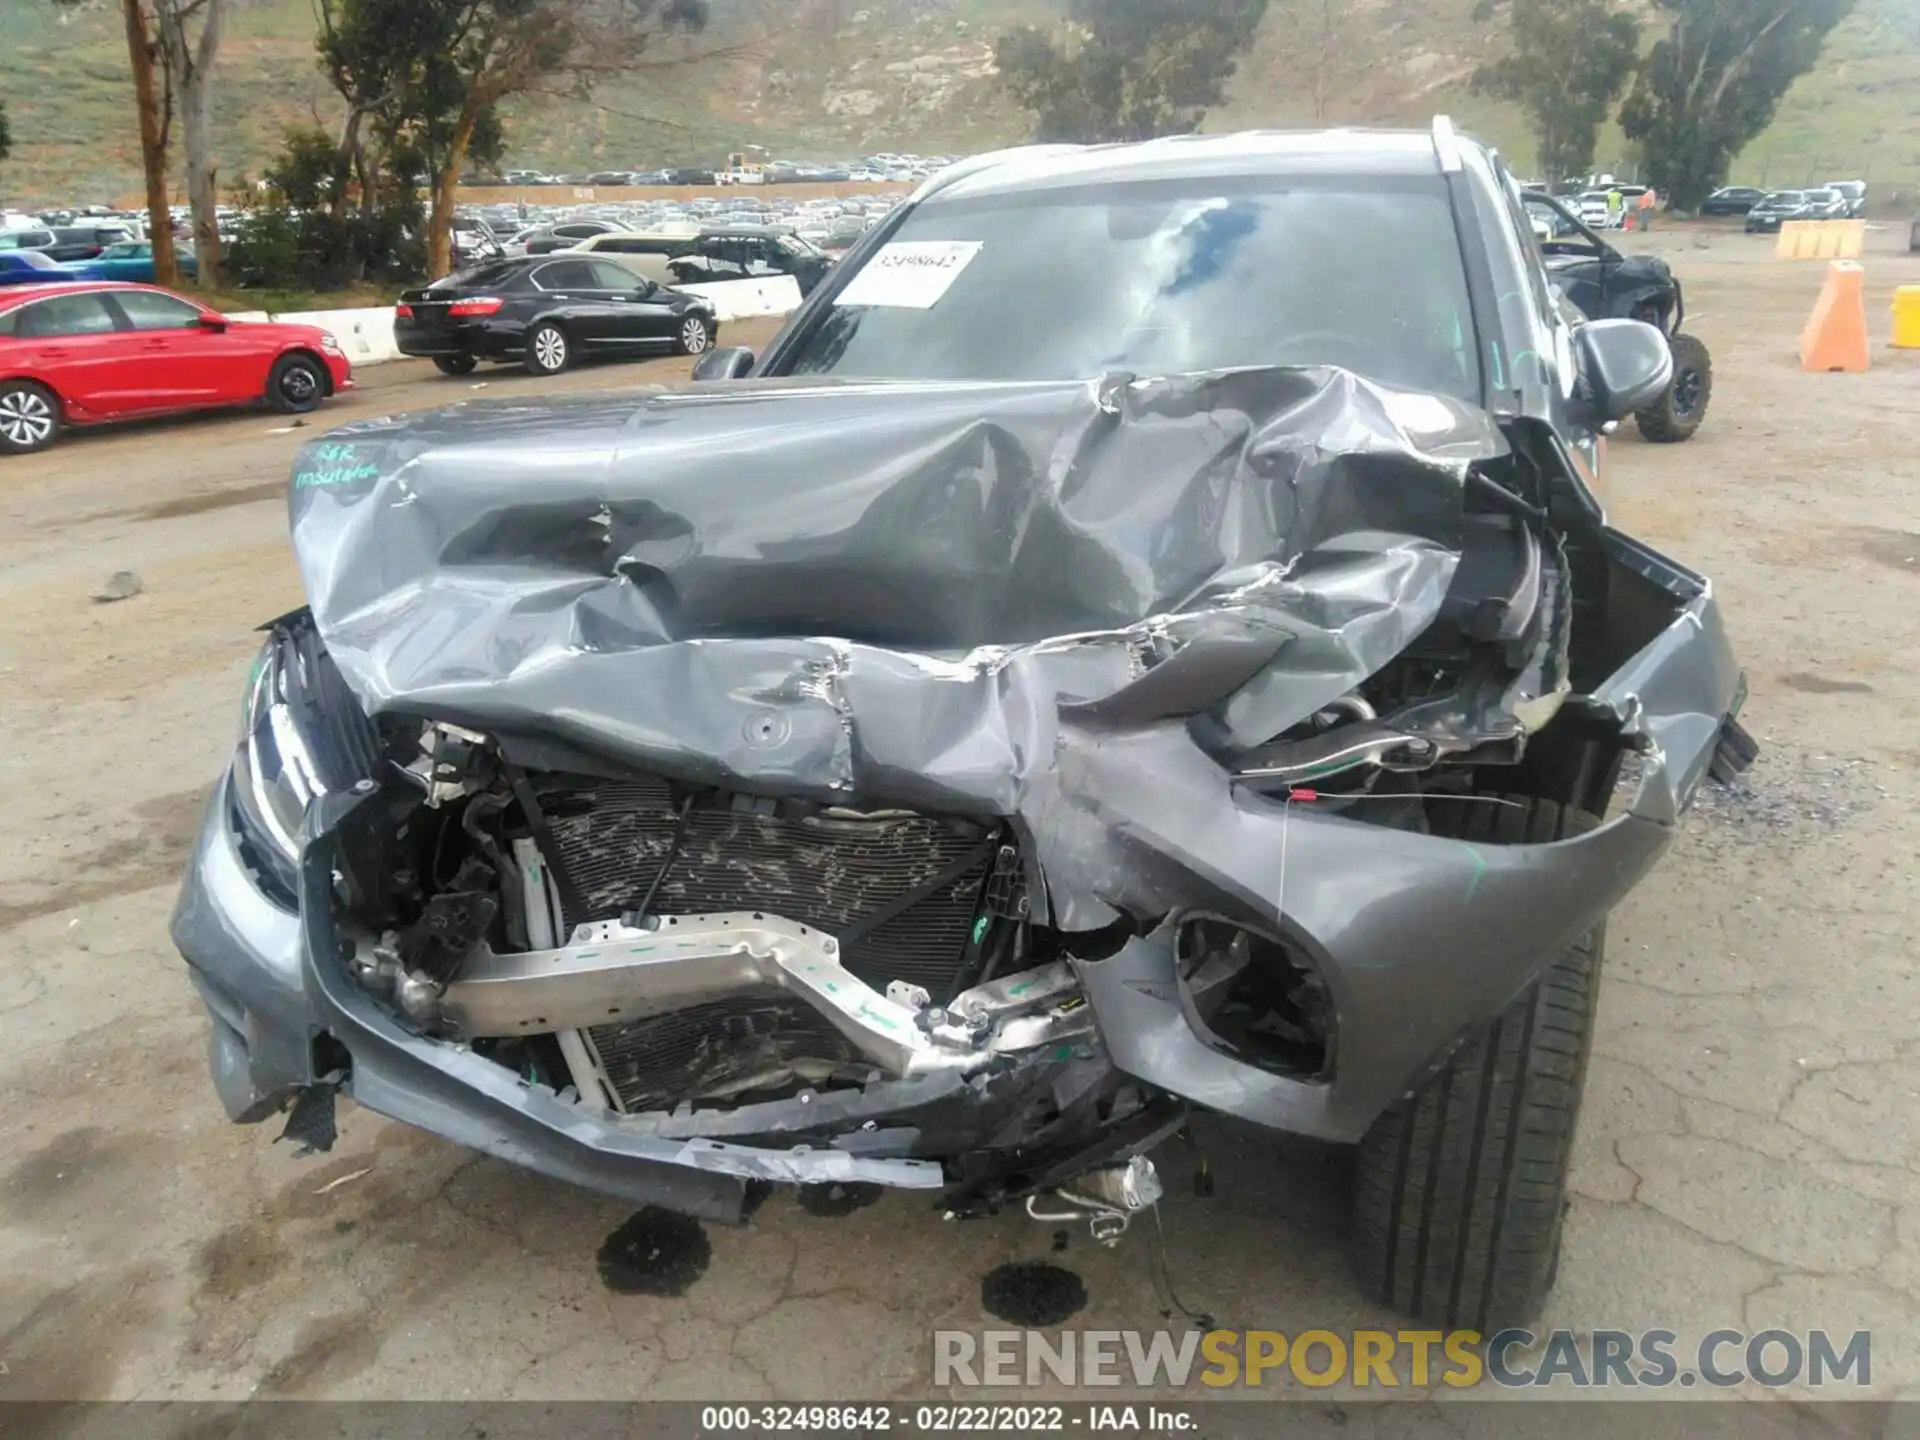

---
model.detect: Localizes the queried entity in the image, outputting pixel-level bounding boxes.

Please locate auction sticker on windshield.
[834,241,983,308]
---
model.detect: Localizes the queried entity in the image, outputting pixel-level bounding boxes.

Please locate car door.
[10,290,153,415]
[103,288,259,405]
[529,259,622,348]
[585,260,678,349]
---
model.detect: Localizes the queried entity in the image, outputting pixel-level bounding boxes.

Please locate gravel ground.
[3,229,1920,1415]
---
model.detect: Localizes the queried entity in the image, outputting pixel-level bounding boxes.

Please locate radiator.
[541,777,995,1111]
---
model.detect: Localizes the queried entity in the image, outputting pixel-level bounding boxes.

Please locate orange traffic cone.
[1799,261,1871,373]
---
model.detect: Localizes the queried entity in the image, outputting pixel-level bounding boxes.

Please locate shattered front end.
[173,369,1750,1228]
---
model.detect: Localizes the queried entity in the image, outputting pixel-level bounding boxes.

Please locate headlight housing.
[230,616,378,899]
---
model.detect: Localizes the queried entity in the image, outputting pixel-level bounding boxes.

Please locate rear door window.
[16,292,121,337]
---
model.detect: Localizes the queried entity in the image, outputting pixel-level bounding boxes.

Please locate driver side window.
[1497,170,1578,398]
[110,290,203,331]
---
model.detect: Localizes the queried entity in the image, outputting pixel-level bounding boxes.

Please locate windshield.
[1767,192,1805,204]
[783,177,1482,401]
[1804,190,1838,202]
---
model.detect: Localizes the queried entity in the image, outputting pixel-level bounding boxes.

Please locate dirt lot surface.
[3,233,1919,1414]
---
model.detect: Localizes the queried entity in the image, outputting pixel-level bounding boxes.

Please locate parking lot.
[3,229,1920,1408]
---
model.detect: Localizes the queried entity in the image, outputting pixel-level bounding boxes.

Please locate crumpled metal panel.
[290,369,1502,835]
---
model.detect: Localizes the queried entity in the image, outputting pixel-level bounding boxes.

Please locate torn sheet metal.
[290,368,1503,820]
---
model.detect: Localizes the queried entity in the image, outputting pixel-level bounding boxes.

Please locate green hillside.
[2,0,1915,206]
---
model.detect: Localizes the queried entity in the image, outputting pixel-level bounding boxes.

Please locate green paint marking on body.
[1463,847,1489,903]
[294,463,380,489]
[971,915,990,945]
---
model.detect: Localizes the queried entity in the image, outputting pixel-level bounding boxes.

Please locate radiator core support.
[423,912,1090,1094]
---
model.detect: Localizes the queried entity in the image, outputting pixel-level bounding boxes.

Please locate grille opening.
[1180,917,1333,1080]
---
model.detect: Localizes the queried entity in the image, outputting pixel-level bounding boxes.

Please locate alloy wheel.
[281,365,319,404]
[681,318,712,354]
[535,327,568,371]
[0,389,55,449]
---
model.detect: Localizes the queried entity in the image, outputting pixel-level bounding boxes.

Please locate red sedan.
[0,282,354,455]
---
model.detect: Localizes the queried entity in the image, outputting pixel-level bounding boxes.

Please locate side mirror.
[197,312,229,332]
[692,346,755,382]
[1571,319,1671,424]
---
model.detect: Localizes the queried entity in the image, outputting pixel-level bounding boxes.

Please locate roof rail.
[1431,115,1463,173]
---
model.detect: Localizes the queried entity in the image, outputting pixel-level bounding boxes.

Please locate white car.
[1574,191,1622,230]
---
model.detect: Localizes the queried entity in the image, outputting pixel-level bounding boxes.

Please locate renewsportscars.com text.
[934,1328,1871,1390]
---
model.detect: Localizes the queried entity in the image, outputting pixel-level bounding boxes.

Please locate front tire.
[433,354,478,376]
[0,380,60,455]
[268,353,326,414]
[676,315,716,356]
[1634,333,1712,444]
[1350,796,1602,1333]
[524,323,571,376]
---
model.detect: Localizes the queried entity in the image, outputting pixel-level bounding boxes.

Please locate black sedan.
[1744,191,1814,232]
[394,256,720,377]
[1701,186,1764,216]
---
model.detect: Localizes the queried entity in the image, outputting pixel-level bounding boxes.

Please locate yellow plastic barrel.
[1894,287,1920,350]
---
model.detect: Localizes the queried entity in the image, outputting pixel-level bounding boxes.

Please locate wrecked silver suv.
[173,122,1753,1332]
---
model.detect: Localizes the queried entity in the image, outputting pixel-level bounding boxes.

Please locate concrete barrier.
[680,276,805,323]
[272,307,400,365]
[1775,219,1866,260]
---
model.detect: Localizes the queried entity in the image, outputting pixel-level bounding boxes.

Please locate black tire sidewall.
[1634,332,1711,443]
[1349,796,1605,1333]
[0,380,60,454]
[433,354,478,376]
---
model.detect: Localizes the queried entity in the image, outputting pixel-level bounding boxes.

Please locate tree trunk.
[122,0,179,288]
[161,0,226,289]
[426,104,481,280]
[332,103,372,219]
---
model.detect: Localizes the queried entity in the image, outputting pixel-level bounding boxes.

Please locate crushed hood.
[290,369,1504,812]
